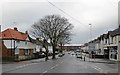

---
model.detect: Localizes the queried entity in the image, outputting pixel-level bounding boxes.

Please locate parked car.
[84,52,89,54]
[58,53,63,57]
[55,51,59,54]
[76,53,82,58]
[39,53,46,58]
[62,51,65,55]
[71,52,75,55]
[68,52,71,54]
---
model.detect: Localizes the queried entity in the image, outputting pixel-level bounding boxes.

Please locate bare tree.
[31,15,73,59]
[58,33,71,51]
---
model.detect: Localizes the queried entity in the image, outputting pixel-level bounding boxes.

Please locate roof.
[84,43,88,46]
[103,34,108,39]
[2,28,28,40]
[111,27,120,36]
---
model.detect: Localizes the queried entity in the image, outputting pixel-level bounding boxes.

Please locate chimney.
[36,38,39,41]
[14,27,18,31]
[25,31,28,34]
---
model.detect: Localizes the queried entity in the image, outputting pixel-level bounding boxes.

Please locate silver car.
[76,53,82,58]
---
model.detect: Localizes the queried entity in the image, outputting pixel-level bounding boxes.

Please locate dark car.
[39,53,46,58]
[62,51,65,55]
[71,52,75,55]
[58,53,63,57]
[68,52,71,54]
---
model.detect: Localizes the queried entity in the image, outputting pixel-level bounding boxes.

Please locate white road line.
[16,63,38,69]
[93,67,99,71]
[50,66,55,69]
[61,61,63,63]
[55,64,58,67]
[43,70,47,73]
[89,65,103,73]
[16,66,23,69]
[23,65,26,67]
[94,66,102,71]
[50,64,59,70]
[26,64,29,66]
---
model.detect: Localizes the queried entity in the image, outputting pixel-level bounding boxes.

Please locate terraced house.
[103,26,120,61]
[2,27,36,61]
[81,25,120,61]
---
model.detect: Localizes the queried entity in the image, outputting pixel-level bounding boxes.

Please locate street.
[2,52,118,74]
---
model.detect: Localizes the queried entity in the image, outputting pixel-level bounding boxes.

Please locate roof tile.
[2,28,28,40]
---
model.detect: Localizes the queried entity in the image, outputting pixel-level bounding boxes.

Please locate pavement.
[83,56,118,64]
[19,55,60,63]
[2,53,119,74]
[1,55,59,64]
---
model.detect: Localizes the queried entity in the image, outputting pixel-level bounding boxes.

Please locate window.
[114,37,116,44]
[104,39,107,44]
[25,50,28,55]
[110,37,113,44]
[106,39,107,44]
[111,37,113,44]
[16,40,20,43]
[4,34,5,37]
[25,41,27,45]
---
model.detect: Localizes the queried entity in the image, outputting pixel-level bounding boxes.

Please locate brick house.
[2,27,36,61]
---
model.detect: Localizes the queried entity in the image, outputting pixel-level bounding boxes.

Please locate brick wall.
[2,41,8,57]
[19,49,25,56]
[2,41,15,61]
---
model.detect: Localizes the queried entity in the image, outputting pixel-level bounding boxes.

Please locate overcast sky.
[0,0,119,44]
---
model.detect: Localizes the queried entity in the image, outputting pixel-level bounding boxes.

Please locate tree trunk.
[60,43,63,52]
[52,45,56,59]
[45,46,49,61]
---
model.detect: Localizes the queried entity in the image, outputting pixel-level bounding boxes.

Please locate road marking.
[102,68,118,73]
[50,64,59,70]
[23,65,26,67]
[94,66,102,70]
[50,66,55,69]
[40,70,48,75]
[16,66,23,69]
[43,70,47,73]
[89,65,103,73]
[55,64,58,67]
[16,63,38,69]
[89,65,118,73]
[61,61,63,63]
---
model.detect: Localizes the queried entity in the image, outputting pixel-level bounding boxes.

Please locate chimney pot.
[14,27,18,31]
[36,38,39,41]
[25,31,28,34]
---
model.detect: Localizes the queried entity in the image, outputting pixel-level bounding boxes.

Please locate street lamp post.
[89,24,95,61]
[89,24,96,61]
[89,24,92,40]
[89,24,92,61]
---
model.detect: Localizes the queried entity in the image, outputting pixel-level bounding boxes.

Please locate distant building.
[60,44,81,51]
[81,43,88,52]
